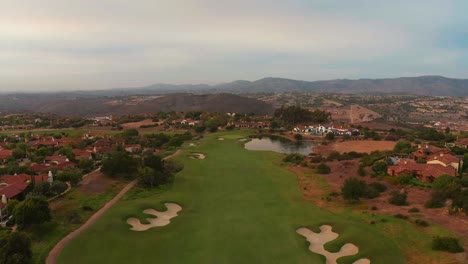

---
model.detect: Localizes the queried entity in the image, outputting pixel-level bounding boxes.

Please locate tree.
[393,141,412,153]
[101,151,138,179]
[341,178,367,202]
[294,134,303,141]
[57,166,83,186]
[0,232,32,264]
[13,195,51,230]
[32,181,51,197]
[78,158,94,173]
[325,132,335,141]
[372,160,388,175]
[58,147,75,161]
[50,181,68,195]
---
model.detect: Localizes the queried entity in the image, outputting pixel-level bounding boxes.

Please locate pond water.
[244,136,316,155]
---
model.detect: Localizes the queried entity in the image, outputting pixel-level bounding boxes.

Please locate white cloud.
[0,0,466,91]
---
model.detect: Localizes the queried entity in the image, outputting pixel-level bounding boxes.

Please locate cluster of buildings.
[292,125,360,136]
[388,145,462,182]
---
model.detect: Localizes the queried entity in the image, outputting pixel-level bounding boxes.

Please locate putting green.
[58,132,404,263]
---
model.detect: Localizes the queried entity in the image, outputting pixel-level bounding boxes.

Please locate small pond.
[244,136,316,155]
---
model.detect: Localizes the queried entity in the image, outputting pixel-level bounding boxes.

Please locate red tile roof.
[427,153,459,166]
[0,148,13,160]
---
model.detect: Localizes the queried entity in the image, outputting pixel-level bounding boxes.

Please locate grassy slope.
[58,132,404,263]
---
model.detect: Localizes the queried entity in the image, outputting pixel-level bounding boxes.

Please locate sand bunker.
[127,203,182,231]
[238,138,247,142]
[189,153,206,159]
[189,143,197,147]
[296,225,370,264]
[218,137,225,141]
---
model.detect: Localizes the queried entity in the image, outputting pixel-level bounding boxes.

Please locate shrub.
[398,174,413,185]
[317,163,331,174]
[408,207,420,213]
[389,191,409,206]
[358,164,366,176]
[368,182,387,192]
[394,214,409,220]
[283,153,305,165]
[413,219,429,227]
[294,134,303,140]
[425,191,446,208]
[431,236,464,253]
[341,178,367,202]
[371,206,378,211]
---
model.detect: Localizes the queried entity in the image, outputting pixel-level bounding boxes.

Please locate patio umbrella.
[1,194,7,204]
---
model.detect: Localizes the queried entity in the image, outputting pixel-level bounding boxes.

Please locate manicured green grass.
[31,181,125,264]
[58,132,405,263]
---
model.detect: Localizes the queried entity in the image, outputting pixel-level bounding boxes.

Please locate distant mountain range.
[58,75,467,97]
[0,93,274,117]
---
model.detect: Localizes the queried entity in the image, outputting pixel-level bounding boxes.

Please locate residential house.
[387,159,457,182]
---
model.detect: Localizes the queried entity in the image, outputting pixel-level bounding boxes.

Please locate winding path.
[46,149,182,264]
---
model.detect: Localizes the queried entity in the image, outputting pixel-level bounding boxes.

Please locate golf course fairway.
[58,132,405,263]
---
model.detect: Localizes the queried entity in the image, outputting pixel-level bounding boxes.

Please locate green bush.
[408,207,420,213]
[368,182,387,192]
[283,153,305,165]
[424,191,447,208]
[413,219,429,227]
[389,191,409,206]
[431,236,464,253]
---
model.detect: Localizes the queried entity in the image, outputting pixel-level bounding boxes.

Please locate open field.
[57,131,408,264]
[314,140,396,157]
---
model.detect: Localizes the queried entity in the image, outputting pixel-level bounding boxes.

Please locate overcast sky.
[1,0,467,92]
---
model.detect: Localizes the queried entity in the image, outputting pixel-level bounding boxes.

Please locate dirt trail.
[46,149,181,264]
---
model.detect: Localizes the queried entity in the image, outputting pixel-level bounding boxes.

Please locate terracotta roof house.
[0,148,13,162]
[426,152,460,171]
[411,144,448,161]
[387,161,457,183]
[455,138,468,148]
[0,174,31,217]
[72,149,92,160]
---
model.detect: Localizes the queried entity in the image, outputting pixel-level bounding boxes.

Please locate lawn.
[58,131,405,263]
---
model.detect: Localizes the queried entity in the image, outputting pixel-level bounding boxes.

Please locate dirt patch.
[79,169,117,195]
[120,119,157,129]
[297,225,370,264]
[314,140,396,157]
[127,203,182,231]
[350,104,381,123]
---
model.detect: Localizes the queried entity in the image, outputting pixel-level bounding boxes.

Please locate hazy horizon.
[1,1,468,92]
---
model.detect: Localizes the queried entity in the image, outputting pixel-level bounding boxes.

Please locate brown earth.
[314,140,396,157]
[78,168,117,195]
[291,160,468,262]
[120,119,157,129]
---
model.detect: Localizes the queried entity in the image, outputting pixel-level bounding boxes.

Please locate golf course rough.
[58,132,405,264]
[127,203,182,231]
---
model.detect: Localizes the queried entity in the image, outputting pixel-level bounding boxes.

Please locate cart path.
[46,149,182,264]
